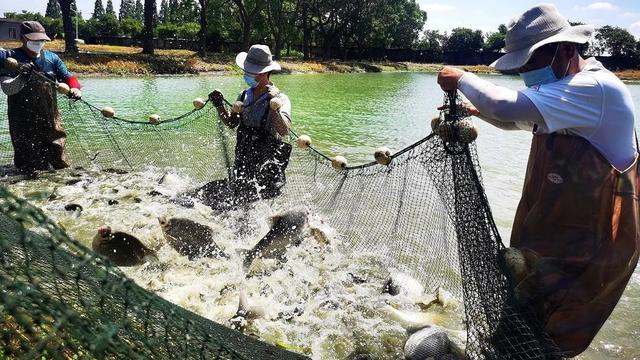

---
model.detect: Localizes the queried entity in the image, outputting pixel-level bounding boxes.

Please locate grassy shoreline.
[2,40,640,80]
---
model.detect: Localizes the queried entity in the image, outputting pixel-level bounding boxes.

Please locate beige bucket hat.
[235,44,281,74]
[491,4,594,71]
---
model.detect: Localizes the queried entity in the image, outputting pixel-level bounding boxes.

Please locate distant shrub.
[157,23,179,39]
[120,18,143,38]
[176,23,200,40]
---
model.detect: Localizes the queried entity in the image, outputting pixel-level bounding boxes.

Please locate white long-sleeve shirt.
[457,58,638,170]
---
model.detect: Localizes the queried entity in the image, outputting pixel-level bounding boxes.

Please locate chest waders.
[189,91,292,210]
[509,134,639,357]
[232,110,292,203]
[8,76,67,171]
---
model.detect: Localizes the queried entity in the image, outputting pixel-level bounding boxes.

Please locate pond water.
[4,71,640,359]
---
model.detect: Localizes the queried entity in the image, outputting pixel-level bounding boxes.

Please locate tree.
[444,27,484,53]
[106,0,116,16]
[92,0,105,19]
[265,0,299,59]
[168,0,180,23]
[86,14,119,37]
[59,0,79,53]
[159,0,169,23]
[230,0,262,49]
[594,25,637,57]
[119,0,135,20]
[198,0,208,56]
[309,0,376,59]
[45,0,62,18]
[176,0,198,23]
[134,0,144,21]
[143,0,156,53]
[416,30,445,54]
[484,25,506,52]
[120,18,143,37]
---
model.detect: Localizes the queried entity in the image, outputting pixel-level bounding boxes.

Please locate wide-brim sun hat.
[235,44,281,74]
[491,4,594,71]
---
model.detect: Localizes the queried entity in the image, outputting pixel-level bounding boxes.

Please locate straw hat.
[491,4,594,71]
[235,44,281,74]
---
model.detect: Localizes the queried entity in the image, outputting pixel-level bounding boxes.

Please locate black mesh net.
[0,72,561,359]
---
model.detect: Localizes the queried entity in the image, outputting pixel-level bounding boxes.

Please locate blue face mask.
[519,44,560,88]
[243,73,258,88]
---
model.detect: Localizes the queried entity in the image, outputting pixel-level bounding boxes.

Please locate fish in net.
[0,67,563,359]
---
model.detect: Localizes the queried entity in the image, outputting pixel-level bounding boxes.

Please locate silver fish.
[404,326,452,360]
[158,216,229,260]
[92,226,157,266]
[242,205,309,271]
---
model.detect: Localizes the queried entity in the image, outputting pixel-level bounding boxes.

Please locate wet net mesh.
[0,73,560,359]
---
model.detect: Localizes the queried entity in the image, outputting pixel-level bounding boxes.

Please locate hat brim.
[491,24,594,71]
[23,32,51,41]
[235,52,281,74]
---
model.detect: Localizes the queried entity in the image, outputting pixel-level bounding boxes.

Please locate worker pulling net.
[0,77,559,359]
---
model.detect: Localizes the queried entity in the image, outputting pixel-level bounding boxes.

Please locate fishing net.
[0,72,561,359]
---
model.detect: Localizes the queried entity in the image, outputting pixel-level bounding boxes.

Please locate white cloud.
[584,2,618,11]
[629,21,640,38]
[420,3,455,13]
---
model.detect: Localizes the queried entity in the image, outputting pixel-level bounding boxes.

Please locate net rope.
[0,71,561,359]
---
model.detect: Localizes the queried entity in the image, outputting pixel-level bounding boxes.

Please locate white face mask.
[26,41,45,55]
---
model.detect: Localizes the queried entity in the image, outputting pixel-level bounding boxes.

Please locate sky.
[2,0,640,39]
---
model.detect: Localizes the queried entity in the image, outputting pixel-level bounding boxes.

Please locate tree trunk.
[242,20,251,50]
[59,0,78,53]
[322,36,332,60]
[142,0,155,54]
[273,32,282,59]
[302,3,310,59]
[198,0,208,57]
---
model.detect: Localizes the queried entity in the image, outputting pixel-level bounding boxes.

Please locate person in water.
[196,44,292,209]
[437,4,638,357]
[0,21,82,172]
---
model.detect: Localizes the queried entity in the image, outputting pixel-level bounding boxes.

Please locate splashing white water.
[6,166,466,359]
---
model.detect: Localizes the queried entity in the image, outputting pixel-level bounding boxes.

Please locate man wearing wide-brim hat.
[438,4,638,357]
[0,21,83,172]
[196,44,292,209]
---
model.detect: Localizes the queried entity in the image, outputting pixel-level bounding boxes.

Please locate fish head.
[157,215,170,230]
[272,205,310,230]
[97,226,112,237]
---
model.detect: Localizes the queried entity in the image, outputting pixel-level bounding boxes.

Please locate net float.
[101,106,115,118]
[57,82,70,94]
[232,101,244,113]
[270,97,283,111]
[193,97,206,110]
[374,146,392,165]
[331,156,347,170]
[148,114,161,125]
[296,135,312,149]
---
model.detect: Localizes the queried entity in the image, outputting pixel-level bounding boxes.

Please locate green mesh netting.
[0,74,561,359]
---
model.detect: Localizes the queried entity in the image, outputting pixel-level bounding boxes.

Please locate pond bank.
[2,40,639,80]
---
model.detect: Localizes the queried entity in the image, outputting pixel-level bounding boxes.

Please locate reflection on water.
[8,72,640,358]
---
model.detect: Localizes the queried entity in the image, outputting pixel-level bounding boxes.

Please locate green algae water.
[9,72,640,359]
